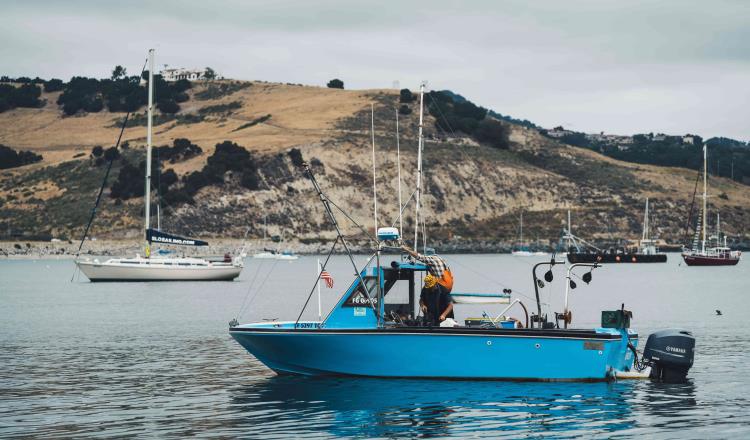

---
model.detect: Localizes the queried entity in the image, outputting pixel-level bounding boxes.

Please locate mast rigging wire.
[71,58,148,281]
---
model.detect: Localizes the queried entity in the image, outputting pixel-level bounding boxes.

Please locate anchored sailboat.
[75,49,243,281]
[512,211,546,256]
[681,145,741,266]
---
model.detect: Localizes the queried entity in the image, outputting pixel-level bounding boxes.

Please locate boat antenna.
[413,82,426,248]
[144,48,155,258]
[371,103,379,232]
[396,107,403,234]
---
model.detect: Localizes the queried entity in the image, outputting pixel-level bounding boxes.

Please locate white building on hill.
[160,68,213,82]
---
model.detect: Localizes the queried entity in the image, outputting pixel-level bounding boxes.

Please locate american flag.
[320,270,334,288]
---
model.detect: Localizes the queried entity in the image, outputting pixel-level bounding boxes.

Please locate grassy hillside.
[1,80,748,249]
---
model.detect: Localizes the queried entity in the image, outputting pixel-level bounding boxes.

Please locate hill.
[1,79,749,250]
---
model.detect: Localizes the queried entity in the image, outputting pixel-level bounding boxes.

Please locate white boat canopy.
[451,292,511,305]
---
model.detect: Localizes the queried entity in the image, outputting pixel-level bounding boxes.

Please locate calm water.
[1,254,749,438]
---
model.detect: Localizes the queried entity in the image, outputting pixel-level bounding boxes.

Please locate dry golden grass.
[1,80,748,242]
[0,81,377,171]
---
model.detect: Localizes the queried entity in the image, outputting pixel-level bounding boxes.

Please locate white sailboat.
[75,49,244,281]
[253,216,298,260]
[511,211,546,256]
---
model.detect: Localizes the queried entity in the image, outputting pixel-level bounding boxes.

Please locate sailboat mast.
[717,213,720,244]
[144,49,154,250]
[702,145,707,252]
[520,211,523,244]
[642,198,649,241]
[414,83,425,247]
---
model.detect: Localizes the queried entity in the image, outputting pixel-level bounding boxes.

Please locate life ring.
[615,255,621,262]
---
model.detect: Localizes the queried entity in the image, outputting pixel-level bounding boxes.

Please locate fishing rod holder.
[530,258,564,328]
[562,262,600,329]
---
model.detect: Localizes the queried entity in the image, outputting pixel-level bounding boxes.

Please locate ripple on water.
[1,257,749,438]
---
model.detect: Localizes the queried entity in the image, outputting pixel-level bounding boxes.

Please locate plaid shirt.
[414,253,449,278]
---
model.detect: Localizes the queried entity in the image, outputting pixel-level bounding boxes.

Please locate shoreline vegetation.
[0,239,695,259]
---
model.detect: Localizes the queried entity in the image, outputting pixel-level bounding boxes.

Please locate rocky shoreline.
[3,237,744,259]
[0,238,528,259]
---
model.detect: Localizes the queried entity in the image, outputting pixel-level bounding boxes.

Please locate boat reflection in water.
[229,376,692,438]
[228,376,699,438]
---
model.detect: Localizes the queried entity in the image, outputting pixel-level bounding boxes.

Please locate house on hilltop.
[161,68,216,82]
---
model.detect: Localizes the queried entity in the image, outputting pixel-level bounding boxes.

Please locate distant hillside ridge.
[1,77,749,250]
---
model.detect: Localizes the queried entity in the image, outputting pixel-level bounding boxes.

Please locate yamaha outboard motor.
[643,329,695,383]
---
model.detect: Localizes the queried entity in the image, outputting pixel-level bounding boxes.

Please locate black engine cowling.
[643,329,695,383]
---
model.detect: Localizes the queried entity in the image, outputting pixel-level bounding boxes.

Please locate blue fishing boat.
[230,85,694,382]
[231,253,693,381]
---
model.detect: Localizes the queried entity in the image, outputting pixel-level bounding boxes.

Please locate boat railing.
[491,298,529,328]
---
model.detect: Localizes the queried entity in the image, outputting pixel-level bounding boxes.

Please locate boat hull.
[76,259,243,281]
[230,326,636,381]
[681,254,740,266]
[567,253,667,264]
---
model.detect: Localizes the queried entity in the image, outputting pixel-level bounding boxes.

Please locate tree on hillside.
[44,79,64,92]
[399,88,414,103]
[327,79,344,89]
[111,65,127,81]
[204,67,217,80]
[157,98,179,114]
[0,144,43,169]
[474,118,510,149]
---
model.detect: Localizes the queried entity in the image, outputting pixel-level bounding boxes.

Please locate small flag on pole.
[320,270,334,288]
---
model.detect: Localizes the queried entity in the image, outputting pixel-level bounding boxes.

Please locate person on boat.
[401,245,455,325]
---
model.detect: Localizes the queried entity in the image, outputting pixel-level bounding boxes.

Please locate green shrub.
[327,79,344,89]
[0,144,43,169]
[399,89,413,103]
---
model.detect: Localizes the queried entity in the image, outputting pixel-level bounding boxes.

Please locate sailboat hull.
[76,258,243,281]
[681,254,740,266]
[230,325,637,381]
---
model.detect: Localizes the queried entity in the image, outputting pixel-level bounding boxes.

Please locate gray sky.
[2,0,748,140]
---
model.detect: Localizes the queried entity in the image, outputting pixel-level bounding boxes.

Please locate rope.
[682,169,702,247]
[294,237,340,326]
[237,256,281,320]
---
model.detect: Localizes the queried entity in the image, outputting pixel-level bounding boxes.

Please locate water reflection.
[230,376,644,439]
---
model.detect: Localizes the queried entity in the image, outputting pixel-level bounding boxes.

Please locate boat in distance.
[73,49,243,281]
[76,255,243,281]
[681,145,741,266]
[563,202,668,264]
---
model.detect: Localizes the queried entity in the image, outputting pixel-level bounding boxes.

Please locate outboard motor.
[643,329,695,383]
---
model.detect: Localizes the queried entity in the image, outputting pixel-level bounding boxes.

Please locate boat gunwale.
[230,326,637,340]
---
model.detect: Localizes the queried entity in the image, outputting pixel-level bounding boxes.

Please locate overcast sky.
[2,0,748,140]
